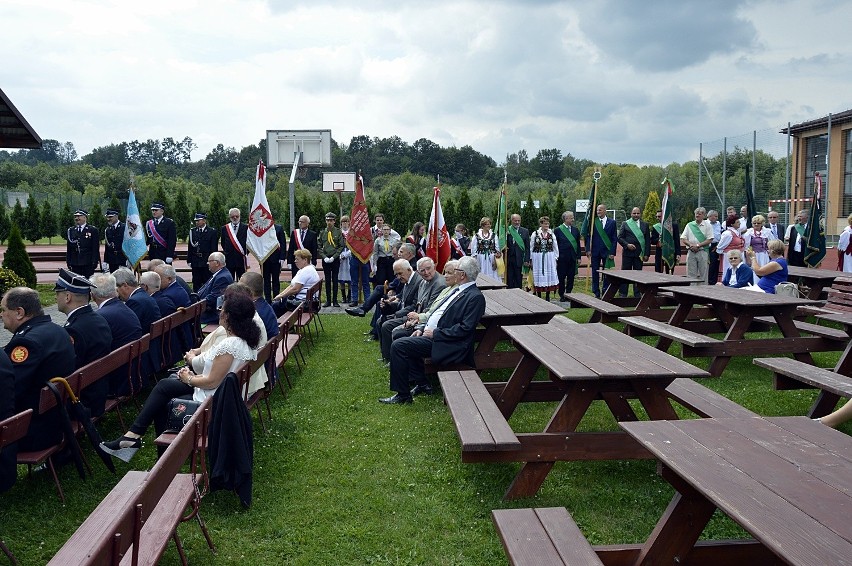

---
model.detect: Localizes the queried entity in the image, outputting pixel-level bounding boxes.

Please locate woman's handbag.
[166,398,202,432]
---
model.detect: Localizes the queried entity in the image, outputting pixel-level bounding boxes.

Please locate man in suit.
[188,212,219,292]
[221,208,249,280]
[102,208,126,273]
[585,204,617,298]
[197,252,235,324]
[146,202,177,264]
[785,209,809,267]
[766,210,786,243]
[2,287,76,452]
[380,256,486,404]
[114,267,162,378]
[67,209,100,277]
[261,223,287,302]
[142,270,176,316]
[55,269,113,417]
[617,206,651,297]
[505,214,530,289]
[554,211,582,300]
[90,273,144,398]
[319,212,345,307]
[287,215,318,276]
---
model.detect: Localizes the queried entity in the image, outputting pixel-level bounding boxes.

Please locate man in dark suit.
[786,209,808,267]
[505,214,530,289]
[197,252,235,324]
[585,204,617,298]
[2,287,76,452]
[114,267,161,378]
[554,211,582,300]
[261,223,287,302]
[91,273,144,398]
[766,210,786,243]
[146,202,177,265]
[188,212,219,292]
[67,209,100,277]
[616,206,651,297]
[286,215,318,276]
[221,208,249,280]
[56,269,113,417]
[380,256,486,404]
[153,263,195,362]
[103,208,126,273]
[142,271,175,317]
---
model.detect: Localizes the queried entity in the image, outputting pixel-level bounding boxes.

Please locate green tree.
[40,199,57,244]
[208,191,226,230]
[10,199,24,229]
[58,201,72,241]
[0,205,10,245]
[173,186,191,241]
[2,224,36,287]
[89,202,106,235]
[643,190,662,224]
[455,189,472,232]
[22,195,41,244]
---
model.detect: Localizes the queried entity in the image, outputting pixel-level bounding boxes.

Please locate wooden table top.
[481,288,565,318]
[621,416,852,565]
[787,265,847,281]
[502,322,709,381]
[602,270,700,286]
[659,284,817,307]
[475,273,507,290]
[815,310,852,327]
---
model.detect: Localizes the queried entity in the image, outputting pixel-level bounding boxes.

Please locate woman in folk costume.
[530,216,559,300]
[837,214,852,273]
[716,214,744,277]
[743,214,771,285]
[338,215,352,302]
[470,216,501,279]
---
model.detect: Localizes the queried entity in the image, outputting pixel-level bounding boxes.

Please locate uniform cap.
[54,268,95,295]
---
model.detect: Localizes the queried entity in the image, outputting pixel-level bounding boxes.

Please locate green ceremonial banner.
[804,172,826,267]
[495,183,508,251]
[745,164,757,230]
[661,177,676,270]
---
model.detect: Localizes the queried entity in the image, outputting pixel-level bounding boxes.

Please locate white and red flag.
[425,184,451,272]
[247,159,278,264]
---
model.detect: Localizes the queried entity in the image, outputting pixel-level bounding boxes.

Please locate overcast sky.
[3,0,850,167]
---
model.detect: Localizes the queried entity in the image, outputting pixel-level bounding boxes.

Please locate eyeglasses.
[229,216,240,220]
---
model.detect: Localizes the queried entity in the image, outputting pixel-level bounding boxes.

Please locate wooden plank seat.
[751,316,849,341]
[492,507,604,566]
[1,409,33,565]
[619,316,722,349]
[437,370,519,455]
[797,276,852,315]
[753,357,852,418]
[665,378,759,419]
[49,397,214,566]
[274,305,305,393]
[563,292,631,322]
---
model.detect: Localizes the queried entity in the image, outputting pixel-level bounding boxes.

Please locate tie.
[384,238,389,253]
[78,226,82,233]
[301,230,305,241]
[425,286,462,329]
[772,225,777,238]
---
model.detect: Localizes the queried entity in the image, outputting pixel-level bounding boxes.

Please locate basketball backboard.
[266,129,332,167]
[322,172,356,193]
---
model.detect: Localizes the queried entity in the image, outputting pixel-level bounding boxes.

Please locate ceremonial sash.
[146,220,167,248]
[507,225,525,250]
[654,222,663,235]
[293,229,305,250]
[794,224,805,238]
[450,238,467,256]
[687,221,708,250]
[226,224,245,255]
[327,231,334,245]
[625,219,646,254]
[556,224,579,275]
[594,217,615,269]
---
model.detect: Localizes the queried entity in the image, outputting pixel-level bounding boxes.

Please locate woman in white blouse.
[716,214,744,276]
[743,214,771,284]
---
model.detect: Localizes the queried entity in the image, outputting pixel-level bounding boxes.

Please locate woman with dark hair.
[101,293,260,462]
[407,222,426,258]
[716,215,744,277]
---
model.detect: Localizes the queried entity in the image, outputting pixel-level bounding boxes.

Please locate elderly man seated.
[197,251,234,324]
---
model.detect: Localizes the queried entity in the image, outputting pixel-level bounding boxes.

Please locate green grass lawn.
[1,306,849,564]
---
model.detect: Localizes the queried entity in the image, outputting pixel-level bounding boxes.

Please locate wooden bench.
[563,292,631,323]
[49,397,214,566]
[752,316,849,341]
[798,276,852,316]
[1,409,33,565]
[619,316,722,351]
[665,378,759,419]
[437,370,519,456]
[492,507,604,565]
[275,306,305,393]
[753,357,852,417]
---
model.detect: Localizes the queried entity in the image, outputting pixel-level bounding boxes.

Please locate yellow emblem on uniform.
[10,346,28,363]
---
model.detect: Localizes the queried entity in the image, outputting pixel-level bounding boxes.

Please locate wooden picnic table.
[595,270,700,322]
[618,416,852,565]
[441,322,709,499]
[787,265,846,300]
[625,284,838,377]
[475,273,506,290]
[473,288,565,369]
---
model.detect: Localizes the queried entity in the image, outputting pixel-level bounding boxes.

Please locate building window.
[804,134,828,198]
[845,130,852,216]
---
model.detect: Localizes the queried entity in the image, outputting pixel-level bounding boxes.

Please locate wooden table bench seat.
[752,315,850,341]
[492,507,604,566]
[754,357,852,417]
[620,316,722,349]
[665,378,759,419]
[563,293,632,322]
[437,370,519,455]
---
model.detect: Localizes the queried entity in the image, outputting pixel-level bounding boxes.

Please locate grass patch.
[1,307,849,564]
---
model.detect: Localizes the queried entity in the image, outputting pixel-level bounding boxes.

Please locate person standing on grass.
[318,212,344,307]
[554,211,581,300]
[616,206,650,297]
[67,209,100,278]
[585,204,617,298]
[680,207,713,284]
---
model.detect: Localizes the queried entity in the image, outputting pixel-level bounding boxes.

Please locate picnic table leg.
[601,393,639,422]
[833,328,852,375]
[656,303,693,352]
[706,312,755,377]
[474,324,503,358]
[496,355,542,419]
[773,306,816,366]
[632,380,679,421]
[808,391,842,418]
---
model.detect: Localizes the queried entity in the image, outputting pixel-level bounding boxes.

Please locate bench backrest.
[827,277,852,312]
[0,409,33,449]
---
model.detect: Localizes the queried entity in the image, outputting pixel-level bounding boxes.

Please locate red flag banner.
[426,184,451,272]
[348,174,373,263]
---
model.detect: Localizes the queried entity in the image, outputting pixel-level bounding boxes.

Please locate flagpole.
[586,168,600,292]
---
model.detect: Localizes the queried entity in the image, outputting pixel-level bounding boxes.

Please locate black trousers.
[619,255,643,296]
[129,378,193,438]
[191,266,211,293]
[323,258,340,303]
[262,259,282,303]
[389,336,432,395]
[556,259,577,297]
[506,262,523,289]
[708,244,720,284]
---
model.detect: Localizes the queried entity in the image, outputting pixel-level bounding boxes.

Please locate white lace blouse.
[193,336,257,402]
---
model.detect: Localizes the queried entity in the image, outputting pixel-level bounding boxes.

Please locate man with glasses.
[197,252,234,324]
[286,215,319,276]
[379,257,447,365]
[766,211,785,242]
[2,287,76,450]
[221,208,249,280]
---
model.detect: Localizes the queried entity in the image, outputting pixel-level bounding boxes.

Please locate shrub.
[0,266,28,297]
[2,225,37,288]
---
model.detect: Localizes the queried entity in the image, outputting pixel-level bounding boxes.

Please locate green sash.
[653,222,663,235]
[557,224,579,274]
[794,223,806,237]
[594,217,616,269]
[508,225,525,250]
[687,221,708,250]
[625,218,647,255]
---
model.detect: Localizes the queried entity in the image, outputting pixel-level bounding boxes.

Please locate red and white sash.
[451,237,467,256]
[226,224,245,255]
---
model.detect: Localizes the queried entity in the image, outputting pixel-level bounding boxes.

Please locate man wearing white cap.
[66,209,100,277]
[146,202,177,264]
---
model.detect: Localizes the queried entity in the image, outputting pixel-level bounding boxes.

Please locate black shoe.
[349,301,358,307]
[332,302,341,307]
[100,435,142,463]
[410,384,435,396]
[323,301,331,308]
[364,334,377,342]
[379,393,412,404]
[346,307,366,317]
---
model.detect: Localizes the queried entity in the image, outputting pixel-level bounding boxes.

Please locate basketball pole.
[288,150,303,233]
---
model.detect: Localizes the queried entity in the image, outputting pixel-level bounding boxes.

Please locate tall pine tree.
[3,224,36,287]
